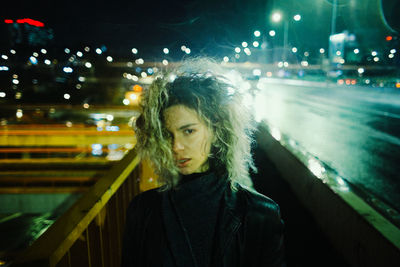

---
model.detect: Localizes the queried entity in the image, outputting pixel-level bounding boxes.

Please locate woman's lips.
[177,158,191,167]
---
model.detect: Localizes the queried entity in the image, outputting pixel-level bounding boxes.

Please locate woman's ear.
[130,114,143,132]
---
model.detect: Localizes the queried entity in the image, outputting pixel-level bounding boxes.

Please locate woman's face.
[164,105,214,175]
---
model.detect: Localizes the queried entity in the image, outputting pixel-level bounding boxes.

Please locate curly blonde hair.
[135,58,256,190]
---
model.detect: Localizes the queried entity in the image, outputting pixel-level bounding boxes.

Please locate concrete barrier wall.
[256,122,400,267]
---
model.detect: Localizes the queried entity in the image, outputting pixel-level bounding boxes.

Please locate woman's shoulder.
[127,187,164,215]
[236,184,281,216]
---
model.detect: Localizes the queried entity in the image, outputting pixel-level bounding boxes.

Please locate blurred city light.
[354,48,360,54]
[254,30,261,37]
[373,57,379,62]
[390,49,396,54]
[131,48,138,54]
[64,93,71,99]
[91,144,103,156]
[371,51,377,56]
[388,54,394,58]
[185,48,191,54]
[12,79,19,85]
[272,12,282,22]
[269,30,276,37]
[14,18,44,27]
[223,56,229,62]
[78,76,86,82]
[29,56,38,64]
[253,69,261,76]
[85,62,92,68]
[10,49,16,54]
[16,109,23,118]
[63,67,73,73]
[163,48,169,54]
[0,66,9,71]
[33,52,39,57]
[135,58,144,64]
[44,59,51,65]
[1,55,8,60]
[106,56,113,62]
[301,60,309,67]
[319,48,325,53]
[96,48,102,54]
[162,59,168,65]
[41,49,47,54]
[181,45,187,51]
[0,92,6,97]
[235,47,241,53]
[358,68,365,74]
[253,41,259,47]
[242,42,248,47]
[64,48,71,54]
[84,46,90,52]
[129,93,138,101]
[292,47,297,53]
[123,99,130,105]
[293,14,301,21]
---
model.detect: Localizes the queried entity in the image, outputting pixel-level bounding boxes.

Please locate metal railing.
[6,148,141,267]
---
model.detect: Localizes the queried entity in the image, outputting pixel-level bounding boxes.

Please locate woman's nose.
[173,138,184,152]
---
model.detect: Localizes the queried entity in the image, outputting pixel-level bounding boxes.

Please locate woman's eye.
[184,129,194,135]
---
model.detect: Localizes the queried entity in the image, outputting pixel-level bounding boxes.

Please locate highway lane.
[253,78,400,213]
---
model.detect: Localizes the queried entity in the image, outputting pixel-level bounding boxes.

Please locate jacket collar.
[211,182,247,265]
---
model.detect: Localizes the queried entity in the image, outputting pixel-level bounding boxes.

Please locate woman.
[121,58,285,267]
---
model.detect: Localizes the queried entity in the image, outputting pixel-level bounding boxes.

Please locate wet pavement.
[253,79,400,216]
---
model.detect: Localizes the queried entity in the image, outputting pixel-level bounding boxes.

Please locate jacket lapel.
[211,183,247,266]
[161,190,198,267]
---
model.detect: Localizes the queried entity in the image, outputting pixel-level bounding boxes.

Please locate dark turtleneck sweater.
[163,171,227,267]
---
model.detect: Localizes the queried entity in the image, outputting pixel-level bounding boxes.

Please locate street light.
[271,11,301,61]
[272,12,282,22]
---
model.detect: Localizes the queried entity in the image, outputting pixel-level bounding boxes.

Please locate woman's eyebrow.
[178,123,198,130]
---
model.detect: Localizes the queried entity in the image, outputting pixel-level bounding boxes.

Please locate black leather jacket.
[121,180,285,267]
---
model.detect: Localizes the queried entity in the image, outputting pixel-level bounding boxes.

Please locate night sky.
[1,0,399,59]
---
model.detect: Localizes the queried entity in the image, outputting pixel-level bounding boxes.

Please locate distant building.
[3,18,54,47]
